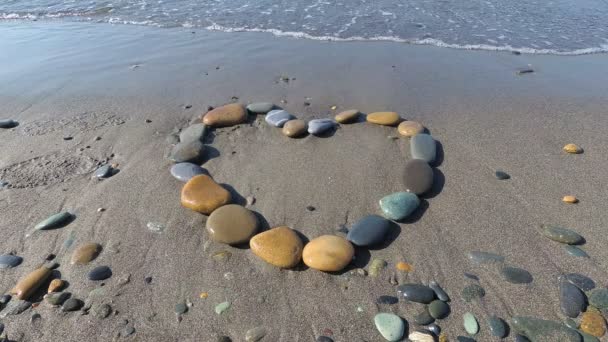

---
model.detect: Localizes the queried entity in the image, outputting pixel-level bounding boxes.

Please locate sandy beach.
[0,21,608,341]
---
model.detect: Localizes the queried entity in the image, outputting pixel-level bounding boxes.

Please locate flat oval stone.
[245,326,267,342]
[0,119,18,128]
[347,215,391,246]
[202,103,247,127]
[335,109,360,124]
[409,331,435,342]
[565,273,596,291]
[376,295,398,305]
[250,226,303,268]
[181,175,231,214]
[565,246,590,258]
[265,110,295,127]
[94,165,112,179]
[206,204,258,245]
[463,312,479,335]
[511,316,582,342]
[11,266,52,300]
[379,192,420,221]
[247,102,274,114]
[302,235,354,272]
[429,300,450,319]
[563,143,583,154]
[71,242,102,265]
[413,307,435,325]
[0,255,22,269]
[179,123,207,143]
[403,159,434,195]
[170,163,205,182]
[88,266,112,281]
[540,224,584,245]
[467,251,505,264]
[367,112,400,126]
[374,313,405,341]
[429,280,450,301]
[411,133,437,163]
[169,140,206,163]
[580,308,606,337]
[488,316,508,338]
[61,298,83,312]
[560,276,586,317]
[461,284,485,302]
[282,119,307,137]
[396,284,435,303]
[308,119,336,135]
[45,291,70,306]
[398,121,424,137]
[501,266,533,284]
[588,288,608,309]
[35,211,73,230]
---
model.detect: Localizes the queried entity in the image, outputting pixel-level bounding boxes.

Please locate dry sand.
[0,21,607,341]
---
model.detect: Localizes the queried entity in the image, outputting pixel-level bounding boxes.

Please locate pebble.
[488,316,508,338]
[282,119,307,137]
[566,318,579,329]
[0,254,23,269]
[428,324,441,335]
[579,331,600,342]
[369,259,387,277]
[495,170,510,180]
[501,266,533,284]
[45,292,70,306]
[11,266,52,300]
[397,284,435,303]
[347,215,391,246]
[413,307,435,325]
[511,316,581,342]
[411,133,437,163]
[560,276,587,317]
[565,273,596,291]
[398,121,424,137]
[181,174,231,214]
[588,288,608,309]
[463,312,479,335]
[47,279,64,293]
[540,224,583,245]
[308,119,336,135]
[247,102,274,114]
[245,326,267,342]
[580,308,606,337]
[202,103,247,127]
[215,301,231,314]
[461,284,485,302]
[93,303,112,319]
[515,335,531,342]
[376,295,398,305]
[464,272,479,281]
[250,226,303,268]
[122,326,135,337]
[367,112,400,126]
[0,119,18,128]
[168,140,206,163]
[0,299,31,318]
[302,235,354,272]
[206,204,258,245]
[35,211,73,230]
[147,222,166,233]
[0,294,10,304]
[88,266,112,281]
[175,302,188,315]
[212,250,232,262]
[467,251,505,264]
[374,312,405,341]
[335,109,360,124]
[93,165,112,179]
[403,159,434,195]
[396,261,413,272]
[265,110,295,127]
[429,300,450,319]
[71,242,102,264]
[61,298,83,312]
[429,280,450,302]
[563,195,579,204]
[379,192,420,221]
[170,162,205,182]
[316,337,334,342]
[409,330,435,342]
[218,336,233,342]
[179,123,207,143]
[563,143,583,154]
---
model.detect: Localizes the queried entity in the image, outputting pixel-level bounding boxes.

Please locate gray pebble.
[307,119,336,135]
[45,292,70,306]
[429,280,450,302]
[175,302,188,315]
[0,255,22,269]
[501,266,533,284]
[88,265,112,281]
[170,162,205,182]
[168,140,206,163]
[265,110,294,127]
[61,298,83,312]
[93,303,112,319]
[179,123,207,143]
[93,164,112,179]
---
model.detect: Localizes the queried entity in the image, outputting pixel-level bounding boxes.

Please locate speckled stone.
[540,224,584,245]
[335,109,360,124]
[93,165,112,179]
[367,112,400,126]
[245,326,267,342]
[179,123,207,143]
[588,288,608,309]
[501,266,533,284]
[0,255,22,269]
[181,174,231,214]
[429,300,450,319]
[488,316,508,338]
[206,204,258,245]
[35,211,72,230]
[560,276,587,318]
[413,307,435,325]
[250,226,303,268]
[61,298,83,312]
[396,284,435,303]
[302,235,354,272]
[511,316,582,342]
[202,103,247,127]
[347,215,392,246]
[403,159,434,195]
[169,140,206,163]
[429,280,450,302]
[565,246,590,258]
[398,121,424,137]
[565,273,596,291]
[374,313,405,341]
[467,251,505,264]
[170,162,205,182]
[88,266,112,281]
[461,284,485,302]
[71,242,102,265]
[11,266,52,300]
[247,102,274,114]
[379,192,420,221]
[282,119,308,137]
[580,308,606,337]
[463,312,479,335]
[265,110,295,127]
[308,119,336,135]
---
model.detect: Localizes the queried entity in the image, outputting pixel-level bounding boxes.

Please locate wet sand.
[0,21,607,341]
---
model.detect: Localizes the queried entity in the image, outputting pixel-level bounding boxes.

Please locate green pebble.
[35,211,73,230]
[369,259,387,277]
[463,312,479,335]
[428,300,450,319]
[379,192,420,221]
[565,245,590,258]
[579,331,600,342]
[374,313,405,342]
[588,288,608,309]
[215,301,231,315]
[540,224,583,245]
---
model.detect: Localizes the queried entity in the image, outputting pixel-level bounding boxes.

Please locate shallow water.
[1,0,608,55]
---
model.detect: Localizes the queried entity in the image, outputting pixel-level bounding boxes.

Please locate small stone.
[47,279,64,293]
[463,312,479,335]
[515,335,531,342]
[63,136,73,140]
[376,295,398,305]
[428,300,450,319]
[35,211,73,230]
[306,206,315,211]
[202,103,247,127]
[143,276,152,284]
[0,294,10,304]
[215,301,231,314]
[467,251,505,264]
[88,266,112,281]
[250,226,303,268]
[403,159,434,195]
[560,276,587,317]
[122,326,135,337]
[396,262,413,272]
[175,302,188,315]
[540,224,583,245]
[93,303,112,319]
[212,250,232,262]
[282,119,307,137]
[580,308,606,337]
[413,307,435,325]
[308,119,336,135]
[369,259,387,277]
[335,109,360,124]
[265,110,295,127]
[206,204,258,245]
[0,119,18,128]
[411,133,437,163]
[398,121,424,137]
[495,170,510,180]
[45,291,70,305]
[0,299,31,318]
[367,112,400,126]
[563,195,578,204]
[501,266,533,284]
[488,316,508,338]
[245,326,267,341]
[517,68,534,75]
[302,235,354,272]
[181,174,231,214]
[347,215,392,246]
[566,318,579,329]
[461,284,485,302]
[588,288,608,309]
[374,313,405,341]
[247,102,274,114]
[11,266,52,300]
[565,273,596,291]
[429,281,450,302]
[169,140,206,163]
[93,165,112,179]
[316,337,334,342]
[218,336,232,342]
[428,324,441,335]
[71,242,102,264]
[511,316,582,341]
[379,192,420,221]
[563,143,583,154]
[147,222,166,233]
[179,124,207,144]
[170,162,205,182]
[397,284,435,303]
[246,196,256,206]
[0,254,23,269]
[61,298,83,312]
[409,330,435,342]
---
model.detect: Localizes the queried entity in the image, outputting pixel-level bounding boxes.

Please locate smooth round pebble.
[563,143,583,154]
[410,133,437,163]
[247,102,274,114]
[335,109,360,123]
[250,226,303,268]
[403,159,434,195]
[179,123,207,143]
[396,284,435,303]
[303,235,354,272]
[347,215,392,246]
[308,119,336,135]
[379,192,420,221]
[540,224,583,245]
[367,112,400,126]
[398,121,424,137]
[0,254,22,269]
[463,312,479,335]
[0,119,18,129]
[282,119,307,137]
[409,330,435,342]
[71,242,102,265]
[168,140,206,163]
[245,326,267,342]
[61,298,83,312]
[565,273,596,291]
[488,316,508,338]
[203,103,247,127]
[429,300,450,319]
[265,110,294,127]
[563,195,578,204]
[374,313,405,341]
[181,174,231,214]
[467,251,505,264]
[559,276,586,318]
[93,165,112,179]
[206,204,258,245]
[170,163,205,182]
[88,266,112,281]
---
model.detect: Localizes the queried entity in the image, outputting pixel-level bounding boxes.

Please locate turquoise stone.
[379,192,420,221]
[511,316,582,342]
[540,224,584,245]
[247,102,274,114]
[35,212,73,230]
[410,133,436,163]
[488,316,508,338]
[374,313,405,341]
[215,301,231,314]
[463,312,479,335]
[565,245,590,258]
[587,288,608,309]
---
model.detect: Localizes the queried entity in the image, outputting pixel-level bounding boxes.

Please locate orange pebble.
[563,195,578,204]
[199,292,208,299]
[396,262,413,272]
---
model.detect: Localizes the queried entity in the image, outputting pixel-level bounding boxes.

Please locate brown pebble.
[11,267,52,300]
[563,195,578,204]
[48,279,65,293]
